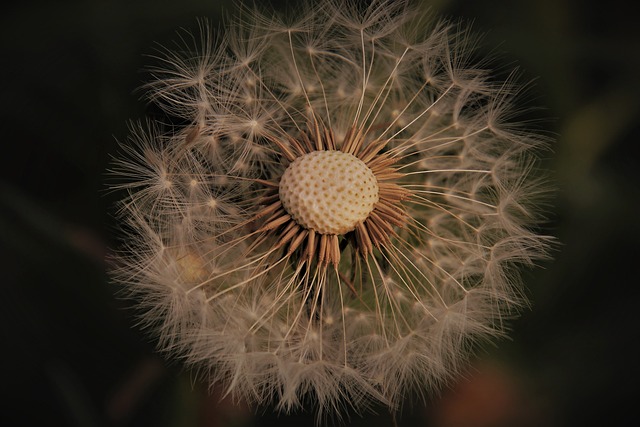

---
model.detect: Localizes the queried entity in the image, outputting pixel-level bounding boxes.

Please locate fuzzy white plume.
[111,0,551,420]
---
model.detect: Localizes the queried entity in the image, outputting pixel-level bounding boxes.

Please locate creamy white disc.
[279,150,379,235]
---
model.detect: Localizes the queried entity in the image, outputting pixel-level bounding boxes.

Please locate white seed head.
[110,0,552,420]
[279,150,379,235]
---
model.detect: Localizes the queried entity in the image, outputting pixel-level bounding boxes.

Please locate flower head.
[111,0,550,418]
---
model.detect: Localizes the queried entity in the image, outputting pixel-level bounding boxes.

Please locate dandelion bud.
[111,0,551,419]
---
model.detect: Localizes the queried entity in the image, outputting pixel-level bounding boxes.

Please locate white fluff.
[110,0,551,420]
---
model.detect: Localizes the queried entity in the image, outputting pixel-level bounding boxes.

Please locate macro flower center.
[279,150,379,235]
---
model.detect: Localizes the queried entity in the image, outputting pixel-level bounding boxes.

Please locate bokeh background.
[1,0,638,426]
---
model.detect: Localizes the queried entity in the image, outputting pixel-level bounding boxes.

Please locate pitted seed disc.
[279,150,379,235]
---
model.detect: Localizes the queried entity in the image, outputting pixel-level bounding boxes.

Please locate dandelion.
[111,0,550,419]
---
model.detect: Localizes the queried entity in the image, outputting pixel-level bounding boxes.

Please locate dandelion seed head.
[110,0,552,420]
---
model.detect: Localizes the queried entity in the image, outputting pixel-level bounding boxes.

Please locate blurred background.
[1,0,638,426]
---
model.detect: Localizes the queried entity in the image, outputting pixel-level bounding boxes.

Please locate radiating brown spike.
[318,233,329,265]
[288,229,308,255]
[357,139,386,163]
[367,154,398,173]
[261,213,291,231]
[324,126,335,150]
[343,126,363,155]
[313,118,323,151]
[369,211,396,235]
[287,135,307,157]
[341,127,354,153]
[364,219,387,248]
[355,222,373,256]
[300,132,314,153]
[266,135,297,162]
[305,229,316,263]
[371,169,405,181]
[253,179,280,188]
[330,235,341,267]
[277,223,301,248]
[375,201,407,226]
[349,127,365,156]
[253,200,283,220]
[258,193,281,204]
[378,183,410,202]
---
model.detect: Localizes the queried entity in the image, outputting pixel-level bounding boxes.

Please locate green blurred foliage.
[1,0,638,426]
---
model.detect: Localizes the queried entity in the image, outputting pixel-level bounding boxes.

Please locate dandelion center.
[279,150,379,235]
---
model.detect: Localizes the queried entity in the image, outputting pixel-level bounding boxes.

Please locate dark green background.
[1,0,638,425]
